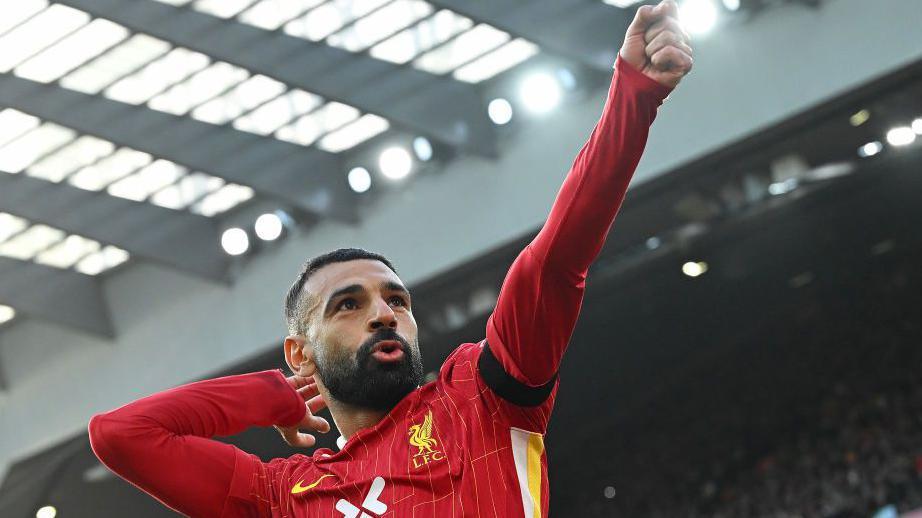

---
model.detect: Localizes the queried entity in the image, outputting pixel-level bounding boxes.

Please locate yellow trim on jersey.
[510,427,545,518]
[526,432,544,518]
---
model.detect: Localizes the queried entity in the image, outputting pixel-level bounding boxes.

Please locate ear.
[284,335,317,377]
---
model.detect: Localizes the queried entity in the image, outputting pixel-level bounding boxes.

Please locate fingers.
[641,1,693,75]
[650,45,694,74]
[279,427,318,448]
[645,29,693,62]
[304,414,331,434]
[285,374,313,391]
[296,381,319,399]
[633,0,679,28]
[644,17,690,46]
[307,393,327,414]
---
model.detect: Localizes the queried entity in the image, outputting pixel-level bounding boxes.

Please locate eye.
[337,298,358,311]
[388,295,407,307]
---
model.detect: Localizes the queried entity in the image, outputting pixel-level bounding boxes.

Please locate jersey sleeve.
[87,369,306,517]
[484,56,673,401]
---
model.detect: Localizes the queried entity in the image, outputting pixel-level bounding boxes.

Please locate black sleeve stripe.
[477,340,557,407]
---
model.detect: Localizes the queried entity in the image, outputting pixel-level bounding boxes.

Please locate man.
[88,2,692,515]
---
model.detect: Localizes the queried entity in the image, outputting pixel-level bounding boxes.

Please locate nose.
[367,297,398,331]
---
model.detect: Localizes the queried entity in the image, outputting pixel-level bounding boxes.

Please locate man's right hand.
[274,374,331,448]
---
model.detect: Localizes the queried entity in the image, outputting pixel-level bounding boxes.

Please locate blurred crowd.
[567,254,922,517]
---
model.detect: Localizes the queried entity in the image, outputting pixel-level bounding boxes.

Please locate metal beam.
[0,74,356,222]
[0,258,113,338]
[0,173,229,282]
[56,0,499,157]
[428,0,631,72]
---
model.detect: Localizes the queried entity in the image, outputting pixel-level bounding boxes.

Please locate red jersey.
[88,56,672,517]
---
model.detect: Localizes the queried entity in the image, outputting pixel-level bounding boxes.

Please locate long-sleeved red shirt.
[88,56,672,517]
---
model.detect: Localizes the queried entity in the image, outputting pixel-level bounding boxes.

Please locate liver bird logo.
[408,410,438,455]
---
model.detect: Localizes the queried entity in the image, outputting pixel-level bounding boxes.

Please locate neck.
[326,397,390,440]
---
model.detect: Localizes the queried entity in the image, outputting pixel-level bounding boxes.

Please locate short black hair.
[284,248,398,335]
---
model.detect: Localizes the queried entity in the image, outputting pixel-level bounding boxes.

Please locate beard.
[313,327,424,411]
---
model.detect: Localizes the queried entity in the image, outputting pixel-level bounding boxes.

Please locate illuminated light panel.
[239,0,326,30]
[14,18,128,83]
[36,234,101,269]
[193,0,256,19]
[414,24,510,74]
[61,34,171,94]
[192,184,255,216]
[0,109,40,149]
[886,126,916,147]
[68,148,153,191]
[27,136,115,183]
[150,173,225,210]
[682,261,709,277]
[0,213,29,242]
[849,109,870,127]
[453,38,539,83]
[0,305,14,325]
[327,0,433,52]
[858,141,883,158]
[0,4,90,73]
[105,47,211,105]
[0,123,76,173]
[192,74,287,124]
[601,0,645,7]
[370,9,473,64]
[151,0,192,5]
[75,245,130,275]
[283,0,392,42]
[275,102,360,146]
[318,114,390,152]
[148,62,249,116]
[233,89,322,135]
[0,224,64,260]
[0,1,49,35]
[107,159,187,202]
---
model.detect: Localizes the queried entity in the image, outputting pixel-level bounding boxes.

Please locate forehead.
[306,259,404,300]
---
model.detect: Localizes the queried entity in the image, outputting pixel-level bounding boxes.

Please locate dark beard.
[314,327,424,411]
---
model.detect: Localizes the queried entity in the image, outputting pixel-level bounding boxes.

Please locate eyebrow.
[323,281,411,315]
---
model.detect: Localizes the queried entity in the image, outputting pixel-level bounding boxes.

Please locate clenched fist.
[620,0,693,89]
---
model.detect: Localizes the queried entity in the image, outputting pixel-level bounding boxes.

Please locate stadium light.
[912,117,922,135]
[487,98,513,125]
[221,227,249,256]
[886,126,916,147]
[519,72,562,114]
[379,146,413,180]
[849,109,870,127]
[0,305,14,325]
[254,212,283,241]
[679,0,719,35]
[682,261,708,277]
[348,166,372,193]
[36,506,56,518]
[858,141,883,158]
[412,136,433,161]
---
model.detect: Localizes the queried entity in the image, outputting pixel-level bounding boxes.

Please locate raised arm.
[88,370,320,517]
[482,1,692,393]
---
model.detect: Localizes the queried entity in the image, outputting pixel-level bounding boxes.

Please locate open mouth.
[370,340,405,362]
